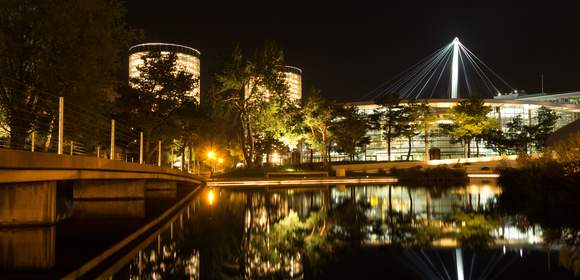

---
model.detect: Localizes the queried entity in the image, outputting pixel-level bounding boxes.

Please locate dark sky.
[126,0,580,102]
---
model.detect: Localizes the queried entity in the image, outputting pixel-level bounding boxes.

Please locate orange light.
[217,158,223,164]
[207,151,215,159]
[208,189,214,205]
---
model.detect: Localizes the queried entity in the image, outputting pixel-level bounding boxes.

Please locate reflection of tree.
[452,213,498,250]
[331,199,371,246]
[498,158,580,276]
[243,190,327,279]
[127,193,246,280]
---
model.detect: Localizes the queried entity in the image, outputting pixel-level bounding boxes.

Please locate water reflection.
[110,182,575,279]
[0,226,55,269]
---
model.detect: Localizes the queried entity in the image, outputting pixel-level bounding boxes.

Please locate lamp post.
[207,150,215,177]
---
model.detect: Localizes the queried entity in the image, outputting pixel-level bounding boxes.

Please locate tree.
[399,100,436,161]
[302,89,335,167]
[331,106,370,161]
[533,106,559,150]
[443,97,496,157]
[485,106,559,155]
[371,93,406,161]
[0,0,136,149]
[118,51,197,163]
[214,43,291,167]
[413,101,438,160]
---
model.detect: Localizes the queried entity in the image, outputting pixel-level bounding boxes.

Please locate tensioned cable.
[367,38,514,100]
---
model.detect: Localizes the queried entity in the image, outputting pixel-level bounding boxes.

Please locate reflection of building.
[129,43,201,101]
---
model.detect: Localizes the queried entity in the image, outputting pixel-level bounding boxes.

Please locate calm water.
[0,181,196,279]
[101,180,577,279]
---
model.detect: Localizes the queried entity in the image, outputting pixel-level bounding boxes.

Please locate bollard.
[110,119,115,160]
[139,131,144,164]
[58,97,64,155]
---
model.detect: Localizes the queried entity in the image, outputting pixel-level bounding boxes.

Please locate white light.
[451,37,460,99]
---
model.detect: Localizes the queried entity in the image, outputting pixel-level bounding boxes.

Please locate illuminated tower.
[244,65,302,102]
[283,66,302,101]
[129,43,201,102]
[451,37,460,99]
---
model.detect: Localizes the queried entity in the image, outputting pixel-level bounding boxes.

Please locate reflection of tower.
[451,37,460,99]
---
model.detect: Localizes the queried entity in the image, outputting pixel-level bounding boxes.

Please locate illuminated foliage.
[0,0,137,149]
[442,97,496,157]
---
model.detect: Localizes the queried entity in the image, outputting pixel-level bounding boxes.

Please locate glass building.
[356,99,580,161]
[129,43,201,102]
[298,97,580,163]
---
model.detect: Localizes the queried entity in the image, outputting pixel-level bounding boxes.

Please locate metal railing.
[0,94,200,173]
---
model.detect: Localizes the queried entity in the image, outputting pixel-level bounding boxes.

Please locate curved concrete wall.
[0,149,205,184]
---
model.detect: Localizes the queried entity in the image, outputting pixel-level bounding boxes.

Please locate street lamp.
[207,151,215,160]
[207,150,216,176]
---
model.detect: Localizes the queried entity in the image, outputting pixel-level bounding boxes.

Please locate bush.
[390,165,468,192]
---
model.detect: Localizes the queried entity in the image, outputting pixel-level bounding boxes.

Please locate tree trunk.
[43,117,56,152]
[407,136,412,161]
[188,144,193,173]
[467,141,471,158]
[387,136,392,161]
[247,123,255,166]
[424,127,429,161]
[310,149,313,164]
[239,119,249,166]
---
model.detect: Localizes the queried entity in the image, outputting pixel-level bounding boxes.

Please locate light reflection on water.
[103,180,575,280]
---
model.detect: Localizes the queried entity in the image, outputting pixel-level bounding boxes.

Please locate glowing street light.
[207,151,215,159]
[217,158,223,164]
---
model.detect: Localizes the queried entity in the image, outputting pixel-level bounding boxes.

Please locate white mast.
[451,37,460,99]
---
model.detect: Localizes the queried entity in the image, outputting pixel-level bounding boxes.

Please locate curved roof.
[129,43,201,57]
[283,65,302,75]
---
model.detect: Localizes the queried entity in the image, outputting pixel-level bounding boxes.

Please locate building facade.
[245,65,302,102]
[283,66,302,101]
[296,97,580,163]
[129,43,201,101]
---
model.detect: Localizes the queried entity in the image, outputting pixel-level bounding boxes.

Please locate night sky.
[126,1,580,102]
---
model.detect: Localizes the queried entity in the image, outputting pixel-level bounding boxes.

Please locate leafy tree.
[214,43,291,167]
[0,0,136,149]
[117,51,197,163]
[532,106,559,150]
[412,101,438,160]
[331,106,370,161]
[371,93,407,161]
[442,97,496,157]
[301,89,335,167]
[485,106,559,155]
[399,100,437,161]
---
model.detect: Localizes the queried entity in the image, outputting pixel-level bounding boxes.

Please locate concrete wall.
[73,200,145,218]
[0,181,57,226]
[73,180,146,200]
